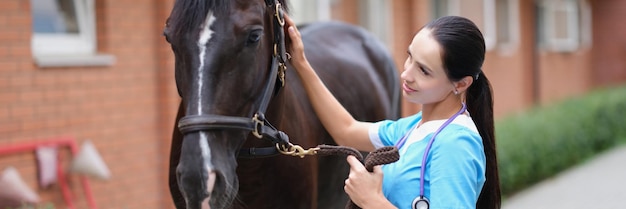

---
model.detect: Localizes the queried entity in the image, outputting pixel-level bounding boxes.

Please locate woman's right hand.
[284,14,308,70]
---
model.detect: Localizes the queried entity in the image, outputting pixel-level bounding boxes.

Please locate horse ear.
[69,140,111,180]
[0,167,40,208]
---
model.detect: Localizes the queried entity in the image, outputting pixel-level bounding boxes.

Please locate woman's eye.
[420,67,429,75]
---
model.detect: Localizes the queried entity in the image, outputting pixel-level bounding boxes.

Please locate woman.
[285,15,501,209]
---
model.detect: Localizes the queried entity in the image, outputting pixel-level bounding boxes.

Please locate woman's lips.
[402,83,417,93]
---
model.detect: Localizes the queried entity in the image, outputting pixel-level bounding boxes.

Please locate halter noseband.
[177,0,289,158]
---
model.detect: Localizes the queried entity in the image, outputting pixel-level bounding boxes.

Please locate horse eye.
[247,29,263,45]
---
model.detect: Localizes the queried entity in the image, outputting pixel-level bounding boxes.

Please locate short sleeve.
[369,113,422,149]
[426,126,486,209]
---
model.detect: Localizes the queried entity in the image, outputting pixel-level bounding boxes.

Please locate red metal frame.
[0,137,97,209]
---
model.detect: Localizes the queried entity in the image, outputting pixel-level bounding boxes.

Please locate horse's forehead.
[227,0,266,28]
[234,0,266,9]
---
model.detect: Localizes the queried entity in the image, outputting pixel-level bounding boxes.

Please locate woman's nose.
[400,69,411,83]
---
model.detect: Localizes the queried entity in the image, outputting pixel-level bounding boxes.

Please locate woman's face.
[400,28,455,105]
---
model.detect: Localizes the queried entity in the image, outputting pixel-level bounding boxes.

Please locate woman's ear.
[453,76,474,94]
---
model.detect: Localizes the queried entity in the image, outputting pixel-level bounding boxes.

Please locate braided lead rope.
[362,146,400,172]
[314,145,400,209]
[315,144,364,160]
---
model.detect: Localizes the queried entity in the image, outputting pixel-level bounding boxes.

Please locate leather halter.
[177,0,289,158]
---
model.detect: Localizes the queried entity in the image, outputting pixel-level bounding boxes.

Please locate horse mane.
[169,0,289,38]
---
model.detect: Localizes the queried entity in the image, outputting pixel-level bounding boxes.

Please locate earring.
[454,90,459,95]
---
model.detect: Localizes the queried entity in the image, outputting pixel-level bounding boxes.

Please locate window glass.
[553,8,572,40]
[495,0,511,44]
[32,0,79,34]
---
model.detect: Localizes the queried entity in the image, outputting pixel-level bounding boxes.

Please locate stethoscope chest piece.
[412,196,429,209]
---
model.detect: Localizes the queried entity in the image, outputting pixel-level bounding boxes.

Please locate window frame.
[538,0,590,52]
[31,0,115,68]
[31,0,96,56]
[494,0,520,55]
[359,0,393,48]
[289,0,332,24]
[431,0,497,51]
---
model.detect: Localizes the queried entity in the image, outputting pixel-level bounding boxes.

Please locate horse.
[163,0,400,208]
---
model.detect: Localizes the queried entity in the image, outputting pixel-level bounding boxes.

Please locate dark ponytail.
[426,16,501,209]
[467,71,500,209]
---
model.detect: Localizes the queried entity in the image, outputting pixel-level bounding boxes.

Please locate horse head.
[163,0,288,208]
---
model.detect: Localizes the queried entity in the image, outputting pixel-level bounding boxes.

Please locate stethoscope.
[394,103,467,209]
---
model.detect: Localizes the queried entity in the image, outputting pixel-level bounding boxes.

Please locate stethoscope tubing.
[395,103,467,205]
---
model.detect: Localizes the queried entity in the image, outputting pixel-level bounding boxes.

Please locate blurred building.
[300,0,626,117]
[0,0,624,208]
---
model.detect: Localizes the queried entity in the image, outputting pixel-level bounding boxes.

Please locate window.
[537,0,591,52]
[431,0,522,53]
[31,0,114,67]
[289,0,332,24]
[359,0,392,48]
[431,0,497,50]
[290,0,393,49]
[495,0,520,54]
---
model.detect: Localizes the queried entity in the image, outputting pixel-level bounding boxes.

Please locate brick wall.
[592,0,626,86]
[0,0,178,208]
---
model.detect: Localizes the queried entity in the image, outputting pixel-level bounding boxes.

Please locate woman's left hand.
[283,14,308,70]
[344,155,386,208]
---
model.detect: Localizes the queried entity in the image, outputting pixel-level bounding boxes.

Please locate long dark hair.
[425,16,501,209]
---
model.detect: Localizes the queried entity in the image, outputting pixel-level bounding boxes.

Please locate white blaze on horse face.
[199,133,216,208]
[196,12,217,207]
[199,133,212,168]
[197,12,217,114]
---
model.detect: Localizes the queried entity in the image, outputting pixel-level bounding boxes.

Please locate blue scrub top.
[369,112,486,209]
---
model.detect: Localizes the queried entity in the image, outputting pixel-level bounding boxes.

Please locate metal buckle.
[276,143,320,158]
[252,113,264,138]
[275,3,285,26]
[278,63,286,87]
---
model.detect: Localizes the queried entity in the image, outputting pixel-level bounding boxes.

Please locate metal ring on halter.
[252,113,264,138]
[275,3,285,26]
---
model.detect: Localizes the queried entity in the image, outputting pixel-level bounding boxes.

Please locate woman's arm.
[285,15,375,151]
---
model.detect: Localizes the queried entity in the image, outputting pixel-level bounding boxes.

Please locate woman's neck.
[420,98,464,123]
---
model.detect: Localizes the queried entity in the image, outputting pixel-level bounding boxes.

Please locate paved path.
[502,145,626,209]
